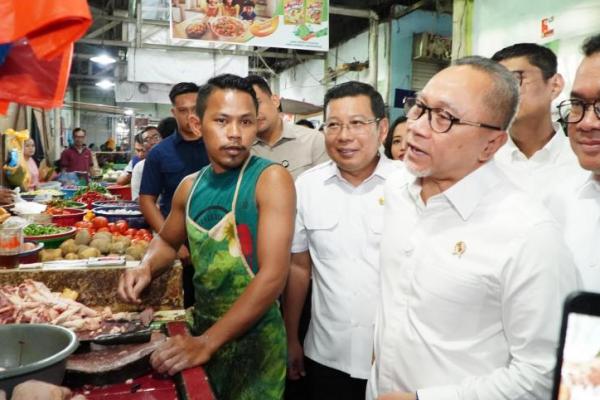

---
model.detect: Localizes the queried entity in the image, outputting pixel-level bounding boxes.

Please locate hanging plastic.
[0,0,92,114]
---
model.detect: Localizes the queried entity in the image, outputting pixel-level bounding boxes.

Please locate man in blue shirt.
[139,82,209,306]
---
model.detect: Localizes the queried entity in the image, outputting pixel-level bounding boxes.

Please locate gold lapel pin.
[453,241,466,258]
[378,197,385,205]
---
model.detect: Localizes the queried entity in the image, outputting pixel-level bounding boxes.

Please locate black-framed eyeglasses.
[403,97,504,134]
[323,118,381,136]
[557,99,600,124]
[143,133,161,143]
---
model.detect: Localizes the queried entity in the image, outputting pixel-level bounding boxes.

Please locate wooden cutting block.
[0,263,183,311]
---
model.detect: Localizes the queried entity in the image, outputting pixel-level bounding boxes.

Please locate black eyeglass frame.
[403,97,504,134]
[557,99,600,124]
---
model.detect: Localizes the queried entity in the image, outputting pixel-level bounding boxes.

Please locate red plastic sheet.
[0,0,92,113]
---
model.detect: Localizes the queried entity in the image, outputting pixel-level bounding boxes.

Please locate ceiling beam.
[85,20,121,39]
[330,5,379,20]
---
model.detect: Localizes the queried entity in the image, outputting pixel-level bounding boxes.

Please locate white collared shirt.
[495,123,586,201]
[368,161,578,400]
[546,172,600,291]
[292,156,400,379]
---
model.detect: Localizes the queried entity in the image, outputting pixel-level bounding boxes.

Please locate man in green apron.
[118,74,296,399]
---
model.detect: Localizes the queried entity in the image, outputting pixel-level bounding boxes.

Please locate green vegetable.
[74,182,108,196]
[24,224,69,236]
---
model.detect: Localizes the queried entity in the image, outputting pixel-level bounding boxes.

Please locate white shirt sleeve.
[417,222,578,400]
[291,180,309,253]
[130,160,144,201]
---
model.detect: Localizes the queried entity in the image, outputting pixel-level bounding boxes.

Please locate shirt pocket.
[304,210,340,260]
[411,260,488,340]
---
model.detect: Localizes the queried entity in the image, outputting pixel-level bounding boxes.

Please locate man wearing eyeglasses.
[284,81,398,400]
[491,43,583,201]
[546,34,600,292]
[368,56,577,400]
[131,127,162,201]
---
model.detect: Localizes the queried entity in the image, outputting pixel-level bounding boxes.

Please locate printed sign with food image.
[249,17,279,38]
[306,0,323,24]
[283,0,305,25]
[184,19,209,39]
[210,16,251,42]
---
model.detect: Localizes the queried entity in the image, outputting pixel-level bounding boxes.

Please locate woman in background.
[383,116,408,161]
[23,138,39,190]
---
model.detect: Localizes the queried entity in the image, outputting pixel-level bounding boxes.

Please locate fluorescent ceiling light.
[124,109,134,116]
[90,53,116,65]
[95,79,115,89]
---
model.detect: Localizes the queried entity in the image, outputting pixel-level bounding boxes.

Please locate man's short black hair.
[296,119,315,129]
[384,116,407,159]
[491,43,557,80]
[245,74,272,96]
[323,81,386,120]
[134,132,144,145]
[169,82,199,104]
[73,127,86,136]
[196,74,259,119]
[157,117,177,138]
[582,33,600,56]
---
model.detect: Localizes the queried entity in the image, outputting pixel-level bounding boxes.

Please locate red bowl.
[50,208,86,227]
[106,185,132,201]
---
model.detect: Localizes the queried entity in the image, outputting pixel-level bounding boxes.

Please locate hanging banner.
[170,0,329,51]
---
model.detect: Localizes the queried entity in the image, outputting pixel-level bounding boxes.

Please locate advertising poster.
[171,0,329,51]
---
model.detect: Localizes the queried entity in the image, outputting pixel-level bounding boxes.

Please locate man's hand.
[10,380,86,400]
[117,265,152,304]
[287,338,305,380]
[150,334,215,376]
[378,392,417,400]
[177,244,190,265]
[0,188,14,205]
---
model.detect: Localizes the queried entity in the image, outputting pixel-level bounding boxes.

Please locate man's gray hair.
[453,56,520,131]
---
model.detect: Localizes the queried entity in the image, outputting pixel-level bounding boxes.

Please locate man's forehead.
[572,54,600,99]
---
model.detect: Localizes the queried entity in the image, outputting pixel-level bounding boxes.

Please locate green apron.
[185,156,286,399]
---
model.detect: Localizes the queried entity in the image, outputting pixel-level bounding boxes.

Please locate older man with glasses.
[491,43,583,201]
[284,81,399,400]
[547,34,600,292]
[367,56,578,400]
[131,126,162,201]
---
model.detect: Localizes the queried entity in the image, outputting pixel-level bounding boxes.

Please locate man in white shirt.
[491,43,583,200]
[131,126,161,201]
[369,56,578,400]
[284,81,398,400]
[546,34,600,292]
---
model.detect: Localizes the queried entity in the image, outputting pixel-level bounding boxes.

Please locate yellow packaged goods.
[283,0,304,25]
[305,0,322,24]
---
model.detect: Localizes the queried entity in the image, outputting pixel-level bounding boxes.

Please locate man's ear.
[550,73,565,100]
[271,94,281,110]
[377,118,389,144]
[189,114,202,138]
[480,131,507,162]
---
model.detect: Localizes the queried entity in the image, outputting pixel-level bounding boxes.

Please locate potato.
[89,238,111,255]
[74,230,91,245]
[109,241,127,255]
[93,232,112,242]
[40,248,62,262]
[125,244,145,260]
[64,253,78,260]
[79,247,101,259]
[114,236,131,247]
[124,255,136,261]
[60,239,78,256]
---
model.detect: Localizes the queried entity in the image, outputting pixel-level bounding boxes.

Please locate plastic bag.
[0,0,92,113]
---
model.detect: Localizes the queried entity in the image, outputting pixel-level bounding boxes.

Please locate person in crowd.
[157,116,177,139]
[139,82,209,307]
[546,34,600,292]
[118,74,295,399]
[383,116,408,160]
[131,127,161,201]
[240,0,256,21]
[368,56,578,400]
[295,119,315,129]
[284,81,396,400]
[222,0,239,17]
[23,138,39,190]
[60,128,92,173]
[246,75,328,179]
[116,133,144,186]
[491,43,583,200]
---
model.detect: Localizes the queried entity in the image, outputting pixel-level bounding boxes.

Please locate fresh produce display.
[44,199,86,209]
[74,217,152,243]
[23,224,70,236]
[75,182,108,195]
[102,168,121,182]
[74,191,112,207]
[21,189,64,197]
[0,207,9,224]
